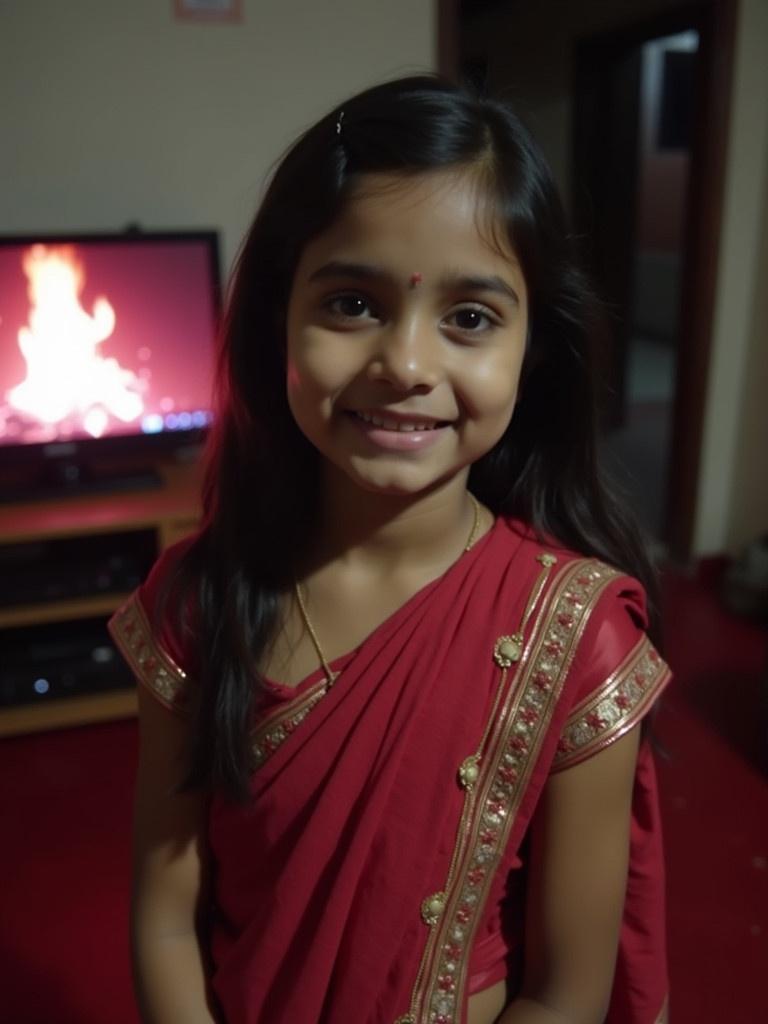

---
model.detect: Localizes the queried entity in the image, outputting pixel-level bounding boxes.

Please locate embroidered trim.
[251,679,330,768]
[654,996,669,1023]
[403,558,619,1024]
[552,635,671,771]
[109,591,335,766]
[108,593,188,712]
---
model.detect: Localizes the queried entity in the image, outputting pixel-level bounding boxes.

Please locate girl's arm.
[132,685,217,1024]
[498,725,642,1024]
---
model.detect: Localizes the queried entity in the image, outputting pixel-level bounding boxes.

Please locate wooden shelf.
[0,688,138,737]
[0,461,201,544]
[0,592,130,629]
[0,458,201,736]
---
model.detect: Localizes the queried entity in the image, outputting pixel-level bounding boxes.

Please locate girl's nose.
[367,319,441,392]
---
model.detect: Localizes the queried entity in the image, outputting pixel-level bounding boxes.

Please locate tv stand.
[0,459,201,736]
[0,455,165,505]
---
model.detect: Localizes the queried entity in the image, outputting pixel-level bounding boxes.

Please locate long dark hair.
[172,75,657,798]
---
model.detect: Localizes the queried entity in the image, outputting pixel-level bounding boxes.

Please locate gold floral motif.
[457,755,481,791]
[537,552,558,567]
[421,891,447,926]
[393,1016,415,1024]
[493,632,523,667]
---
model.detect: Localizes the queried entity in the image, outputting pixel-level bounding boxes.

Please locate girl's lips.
[347,410,450,451]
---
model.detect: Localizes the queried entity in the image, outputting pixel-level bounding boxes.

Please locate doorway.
[451,0,736,558]
[594,30,699,545]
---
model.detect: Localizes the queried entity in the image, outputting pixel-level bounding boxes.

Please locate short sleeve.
[107,535,199,715]
[552,570,671,772]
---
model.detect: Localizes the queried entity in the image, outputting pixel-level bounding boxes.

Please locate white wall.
[726,173,768,553]
[0,0,434,273]
[693,0,768,554]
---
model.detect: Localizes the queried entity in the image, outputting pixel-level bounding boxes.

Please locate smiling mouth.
[352,410,449,432]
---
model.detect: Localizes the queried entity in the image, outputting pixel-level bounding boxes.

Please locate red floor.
[0,717,137,1024]
[0,563,766,1023]
[653,565,767,1022]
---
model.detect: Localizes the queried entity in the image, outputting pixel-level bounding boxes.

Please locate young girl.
[110,76,671,1024]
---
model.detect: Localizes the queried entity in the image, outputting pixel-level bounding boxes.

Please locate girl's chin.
[328,457,468,499]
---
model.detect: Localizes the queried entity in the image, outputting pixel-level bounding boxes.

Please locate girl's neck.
[308,467,477,577]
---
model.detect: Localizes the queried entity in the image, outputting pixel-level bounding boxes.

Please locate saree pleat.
[109,518,671,1024]
[210,525,526,1022]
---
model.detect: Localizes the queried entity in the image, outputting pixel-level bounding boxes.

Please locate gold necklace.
[294,493,482,688]
[463,491,482,553]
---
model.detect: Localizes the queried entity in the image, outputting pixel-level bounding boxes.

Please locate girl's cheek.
[286,359,302,393]
[464,358,523,407]
[286,352,342,409]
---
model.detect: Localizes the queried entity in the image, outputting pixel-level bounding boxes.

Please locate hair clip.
[335,110,345,137]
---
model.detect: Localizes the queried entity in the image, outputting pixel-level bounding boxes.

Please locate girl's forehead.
[348,167,491,220]
[308,168,519,270]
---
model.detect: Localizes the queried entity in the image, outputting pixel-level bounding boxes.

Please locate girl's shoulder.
[501,514,650,620]
[138,531,201,618]
[107,532,202,715]
[499,517,669,768]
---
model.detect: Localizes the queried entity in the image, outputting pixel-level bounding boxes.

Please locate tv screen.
[0,231,220,496]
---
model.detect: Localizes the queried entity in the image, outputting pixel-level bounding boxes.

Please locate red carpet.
[0,719,138,1024]
[0,564,765,1023]
[654,565,767,1023]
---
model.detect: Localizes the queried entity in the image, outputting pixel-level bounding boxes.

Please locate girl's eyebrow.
[444,273,520,306]
[308,261,520,305]
[308,260,387,285]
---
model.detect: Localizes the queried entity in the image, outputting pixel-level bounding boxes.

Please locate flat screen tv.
[0,230,221,500]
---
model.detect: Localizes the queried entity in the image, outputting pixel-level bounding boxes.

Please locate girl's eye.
[327,293,377,320]
[447,306,495,333]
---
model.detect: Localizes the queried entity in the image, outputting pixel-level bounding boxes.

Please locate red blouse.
[110,517,670,1024]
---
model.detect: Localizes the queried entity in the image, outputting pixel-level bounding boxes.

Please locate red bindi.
[409,272,423,288]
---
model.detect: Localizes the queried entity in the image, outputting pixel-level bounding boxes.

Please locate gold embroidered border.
[552,635,671,772]
[109,592,333,764]
[402,558,619,1024]
[108,593,188,712]
[654,996,669,1023]
[251,679,330,768]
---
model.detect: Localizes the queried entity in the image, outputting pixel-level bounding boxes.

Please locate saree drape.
[110,516,671,1024]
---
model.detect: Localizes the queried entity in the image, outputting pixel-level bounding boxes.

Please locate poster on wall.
[174,0,243,22]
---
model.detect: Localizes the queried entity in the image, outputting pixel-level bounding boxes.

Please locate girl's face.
[285,169,528,499]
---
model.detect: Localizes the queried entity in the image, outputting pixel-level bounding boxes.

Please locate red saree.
[110,516,671,1024]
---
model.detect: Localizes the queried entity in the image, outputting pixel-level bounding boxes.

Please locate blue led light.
[141,414,164,434]
[33,678,50,695]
